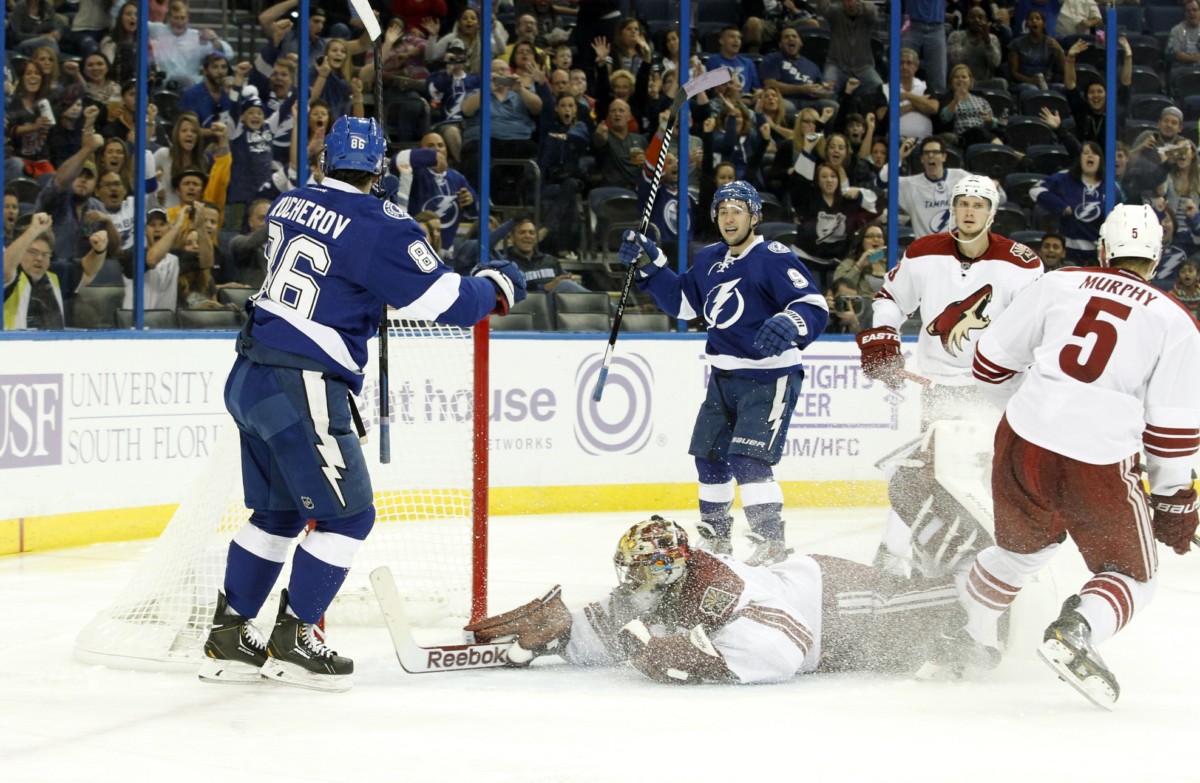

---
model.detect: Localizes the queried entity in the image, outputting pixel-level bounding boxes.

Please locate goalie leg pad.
[463,586,572,666]
[619,621,735,685]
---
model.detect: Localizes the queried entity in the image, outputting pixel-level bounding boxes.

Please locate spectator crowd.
[7,0,1200,331]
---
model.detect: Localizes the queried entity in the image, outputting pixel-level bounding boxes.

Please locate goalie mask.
[614,516,691,591]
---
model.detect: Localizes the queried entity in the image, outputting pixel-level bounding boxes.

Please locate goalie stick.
[370,566,513,673]
[592,66,734,402]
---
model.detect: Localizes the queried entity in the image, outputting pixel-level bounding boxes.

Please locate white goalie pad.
[928,419,996,534]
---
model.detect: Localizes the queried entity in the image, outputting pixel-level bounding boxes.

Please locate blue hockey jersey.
[247,178,498,392]
[639,235,829,380]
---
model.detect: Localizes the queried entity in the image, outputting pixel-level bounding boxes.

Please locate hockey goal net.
[74,318,489,671]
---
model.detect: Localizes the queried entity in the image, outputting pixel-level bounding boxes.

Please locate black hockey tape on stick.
[592,66,734,402]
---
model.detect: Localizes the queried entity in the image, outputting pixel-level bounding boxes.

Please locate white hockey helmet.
[1098,203,1163,269]
[950,174,1000,240]
[614,516,691,590]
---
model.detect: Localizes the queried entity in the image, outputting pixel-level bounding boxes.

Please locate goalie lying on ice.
[465,516,991,684]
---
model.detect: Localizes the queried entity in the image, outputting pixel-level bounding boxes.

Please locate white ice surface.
[4,508,1199,783]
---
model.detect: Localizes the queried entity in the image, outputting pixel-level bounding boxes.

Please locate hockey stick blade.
[370,566,512,673]
[682,66,733,100]
[346,0,381,42]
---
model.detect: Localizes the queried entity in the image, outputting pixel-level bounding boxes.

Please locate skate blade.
[1037,640,1116,711]
[198,657,265,684]
[261,658,353,693]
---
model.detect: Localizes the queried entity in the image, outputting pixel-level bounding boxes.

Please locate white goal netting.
[74,319,483,671]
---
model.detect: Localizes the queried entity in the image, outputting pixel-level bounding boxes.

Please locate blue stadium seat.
[1128,93,1175,121]
[1004,116,1057,153]
[1145,5,1184,34]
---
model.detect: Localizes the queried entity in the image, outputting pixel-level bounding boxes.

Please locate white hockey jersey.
[973,267,1200,494]
[565,550,824,684]
[873,232,1044,386]
[897,168,1008,237]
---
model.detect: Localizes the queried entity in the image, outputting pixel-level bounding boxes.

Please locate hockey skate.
[744,531,793,567]
[695,521,733,556]
[916,622,1000,681]
[198,591,269,684]
[261,589,354,693]
[1037,595,1119,710]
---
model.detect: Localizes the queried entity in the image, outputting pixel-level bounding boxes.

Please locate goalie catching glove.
[616,619,734,685]
[463,585,572,666]
[1150,487,1199,555]
[856,326,904,390]
[472,259,527,315]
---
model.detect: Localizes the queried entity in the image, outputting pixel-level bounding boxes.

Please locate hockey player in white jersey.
[960,204,1200,708]
[198,116,527,691]
[464,516,970,684]
[618,181,829,566]
[893,137,1007,238]
[856,175,1043,578]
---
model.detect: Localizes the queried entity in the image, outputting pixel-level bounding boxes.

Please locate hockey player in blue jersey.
[199,116,526,691]
[618,181,829,565]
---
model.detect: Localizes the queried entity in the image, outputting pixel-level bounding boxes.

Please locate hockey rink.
[5,508,1199,783]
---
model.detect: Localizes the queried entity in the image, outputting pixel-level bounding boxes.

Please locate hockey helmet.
[1099,203,1163,269]
[950,174,999,236]
[614,516,691,590]
[321,116,386,176]
[711,180,763,223]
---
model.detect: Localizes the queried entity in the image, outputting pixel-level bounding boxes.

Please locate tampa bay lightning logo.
[704,279,745,328]
[931,208,952,234]
[422,194,461,227]
[1075,199,1104,224]
[664,199,679,238]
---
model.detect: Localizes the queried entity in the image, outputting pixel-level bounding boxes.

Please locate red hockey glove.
[856,326,904,390]
[1150,488,1199,555]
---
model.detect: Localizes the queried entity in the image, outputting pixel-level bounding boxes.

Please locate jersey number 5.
[262,220,333,318]
[1058,296,1133,383]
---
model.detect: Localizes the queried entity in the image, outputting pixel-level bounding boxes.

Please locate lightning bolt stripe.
[765,376,787,451]
[302,370,349,508]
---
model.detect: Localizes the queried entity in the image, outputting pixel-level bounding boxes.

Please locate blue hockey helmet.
[321,116,386,176]
[710,180,762,222]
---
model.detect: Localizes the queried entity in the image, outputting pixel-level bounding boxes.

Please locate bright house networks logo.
[574,353,654,455]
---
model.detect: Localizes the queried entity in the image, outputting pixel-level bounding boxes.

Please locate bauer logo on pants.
[574,354,654,455]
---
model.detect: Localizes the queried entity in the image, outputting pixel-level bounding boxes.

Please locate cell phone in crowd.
[868,248,886,264]
[36,98,55,124]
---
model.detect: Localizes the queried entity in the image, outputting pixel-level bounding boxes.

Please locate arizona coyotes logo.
[926,284,993,356]
[699,586,737,617]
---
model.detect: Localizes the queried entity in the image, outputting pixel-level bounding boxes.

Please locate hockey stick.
[346,0,392,462]
[592,66,733,402]
[370,566,514,673]
[900,369,932,387]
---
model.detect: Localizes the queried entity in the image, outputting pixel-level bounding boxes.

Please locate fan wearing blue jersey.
[199,116,526,692]
[618,181,830,566]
